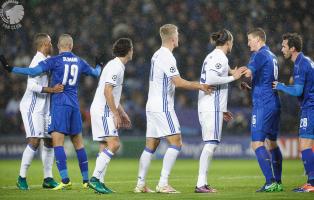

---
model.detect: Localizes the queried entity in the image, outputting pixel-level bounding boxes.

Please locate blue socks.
[54,146,69,184]
[270,147,282,183]
[76,148,89,183]
[255,146,274,184]
[301,148,314,186]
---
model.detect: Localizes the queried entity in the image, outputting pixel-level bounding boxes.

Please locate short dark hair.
[112,38,133,57]
[210,29,233,46]
[247,28,266,42]
[34,33,49,49]
[282,33,303,52]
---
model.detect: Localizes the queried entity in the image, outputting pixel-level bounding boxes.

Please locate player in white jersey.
[88,38,133,194]
[196,29,246,193]
[134,24,214,194]
[17,33,64,190]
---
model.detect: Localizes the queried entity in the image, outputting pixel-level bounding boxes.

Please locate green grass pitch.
[0,159,313,199]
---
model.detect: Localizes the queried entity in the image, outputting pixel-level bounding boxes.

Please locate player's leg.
[265,109,283,191]
[195,111,220,193]
[17,111,42,190]
[41,138,58,188]
[97,142,107,185]
[156,111,182,193]
[293,109,314,192]
[51,131,72,190]
[70,133,89,186]
[251,108,276,192]
[17,137,40,190]
[135,137,160,193]
[134,111,160,193]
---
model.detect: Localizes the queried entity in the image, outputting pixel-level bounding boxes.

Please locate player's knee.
[28,138,40,150]
[251,141,264,151]
[108,140,120,152]
[43,138,53,148]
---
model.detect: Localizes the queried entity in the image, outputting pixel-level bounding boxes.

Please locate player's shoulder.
[205,49,227,65]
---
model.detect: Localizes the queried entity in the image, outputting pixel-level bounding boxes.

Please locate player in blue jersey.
[243,28,283,192]
[273,33,314,193]
[0,34,102,190]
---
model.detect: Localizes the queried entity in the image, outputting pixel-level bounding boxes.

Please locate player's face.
[172,30,179,48]
[45,36,53,55]
[127,47,133,61]
[281,40,292,60]
[247,34,258,52]
[227,39,233,53]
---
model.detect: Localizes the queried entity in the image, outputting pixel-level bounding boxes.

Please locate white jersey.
[19,51,49,114]
[91,57,125,113]
[198,49,230,112]
[146,47,180,112]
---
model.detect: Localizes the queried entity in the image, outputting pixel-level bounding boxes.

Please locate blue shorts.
[251,107,280,142]
[48,105,82,135]
[299,109,314,139]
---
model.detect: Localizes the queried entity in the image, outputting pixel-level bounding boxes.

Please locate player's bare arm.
[42,83,64,93]
[171,75,214,94]
[118,104,131,129]
[104,84,122,129]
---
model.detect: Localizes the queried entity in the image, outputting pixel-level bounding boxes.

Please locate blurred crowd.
[1,0,313,137]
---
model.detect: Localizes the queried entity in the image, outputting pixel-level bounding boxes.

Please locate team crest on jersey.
[112,75,117,81]
[170,67,176,73]
[215,63,222,69]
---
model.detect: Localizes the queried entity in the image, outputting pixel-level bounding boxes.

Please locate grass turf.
[0,159,312,199]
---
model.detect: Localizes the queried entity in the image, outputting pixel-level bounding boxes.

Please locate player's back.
[91,57,125,111]
[249,45,280,108]
[146,47,179,112]
[20,51,49,113]
[295,53,314,109]
[41,51,91,108]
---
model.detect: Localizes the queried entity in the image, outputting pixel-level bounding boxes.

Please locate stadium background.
[0,0,313,159]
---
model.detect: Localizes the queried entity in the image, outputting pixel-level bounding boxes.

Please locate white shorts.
[198,111,223,142]
[146,111,181,138]
[91,110,118,141]
[20,110,50,138]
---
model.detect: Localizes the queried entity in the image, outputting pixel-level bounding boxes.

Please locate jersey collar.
[259,45,269,52]
[36,51,47,59]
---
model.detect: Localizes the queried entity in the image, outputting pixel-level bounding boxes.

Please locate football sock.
[270,147,282,183]
[255,146,274,184]
[76,148,89,182]
[92,149,113,180]
[301,148,314,186]
[42,145,54,178]
[19,144,37,178]
[158,145,181,187]
[54,146,69,184]
[137,147,155,187]
[197,142,218,187]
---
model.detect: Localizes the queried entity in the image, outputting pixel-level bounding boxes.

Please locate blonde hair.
[58,34,73,49]
[34,33,49,49]
[159,24,178,41]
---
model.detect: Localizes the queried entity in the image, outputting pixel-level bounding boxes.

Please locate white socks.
[19,145,37,178]
[42,145,54,178]
[137,148,154,187]
[92,149,113,180]
[158,145,181,187]
[196,143,218,187]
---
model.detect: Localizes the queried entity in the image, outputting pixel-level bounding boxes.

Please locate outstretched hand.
[52,83,64,93]
[0,55,13,72]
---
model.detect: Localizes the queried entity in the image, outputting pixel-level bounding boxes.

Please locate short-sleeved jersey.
[293,53,314,110]
[91,57,125,112]
[20,51,49,113]
[40,52,95,108]
[248,45,280,109]
[198,49,229,112]
[146,47,180,112]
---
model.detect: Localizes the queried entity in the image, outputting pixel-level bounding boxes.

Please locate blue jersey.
[248,45,280,109]
[40,52,96,108]
[293,53,314,110]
